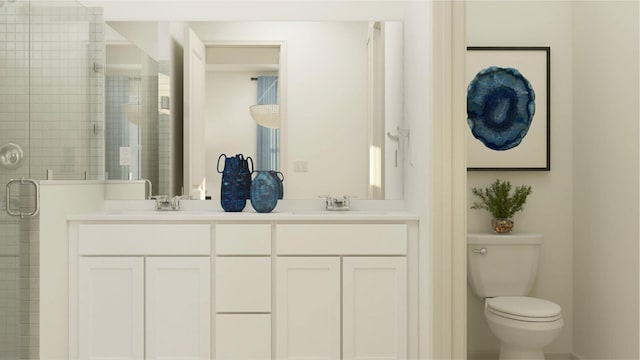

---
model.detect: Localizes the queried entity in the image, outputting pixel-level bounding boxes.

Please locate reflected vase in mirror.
[217,154,253,212]
[250,171,283,213]
[269,171,284,200]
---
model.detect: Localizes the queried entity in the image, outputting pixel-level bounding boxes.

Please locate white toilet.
[467,233,563,360]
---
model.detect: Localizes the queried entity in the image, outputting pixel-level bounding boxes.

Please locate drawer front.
[215,314,271,360]
[276,224,407,255]
[216,224,271,255]
[215,257,271,312]
[78,224,211,255]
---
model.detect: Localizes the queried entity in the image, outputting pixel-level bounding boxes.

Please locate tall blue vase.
[250,171,279,213]
[217,154,253,212]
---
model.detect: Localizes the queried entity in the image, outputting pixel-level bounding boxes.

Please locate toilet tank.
[467,233,543,298]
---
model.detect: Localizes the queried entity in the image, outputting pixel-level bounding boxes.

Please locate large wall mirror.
[105,20,405,200]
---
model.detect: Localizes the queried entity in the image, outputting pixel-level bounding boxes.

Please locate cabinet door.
[146,257,211,360]
[276,257,341,360]
[343,257,407,360]
[79,257,144,360]
[216,257,271,312]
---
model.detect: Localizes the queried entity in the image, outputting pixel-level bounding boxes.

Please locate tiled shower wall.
[158,66,170,196]
[29,1,104,181]
[0,1,104,358]
[0,1,104,182]
[0,2,30,188]
[104,75,130,180]
[142,74,159,195]
[0,3,30,358]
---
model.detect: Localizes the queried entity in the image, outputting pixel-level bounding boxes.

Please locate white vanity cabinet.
[275,224,408,360]
[69,214,418,360]
[69,223,211,360]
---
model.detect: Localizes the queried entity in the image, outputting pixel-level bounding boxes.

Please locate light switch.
[293,160,308,172]
[119,147,131,166]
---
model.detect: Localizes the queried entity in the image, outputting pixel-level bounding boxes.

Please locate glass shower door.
[0,2,37,358]
[0,0,103,358]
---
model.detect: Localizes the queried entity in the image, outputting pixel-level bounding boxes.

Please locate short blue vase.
[250,171,279,213]
[268,171,284,200]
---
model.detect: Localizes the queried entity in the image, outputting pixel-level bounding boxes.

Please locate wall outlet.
[293,160,308,172]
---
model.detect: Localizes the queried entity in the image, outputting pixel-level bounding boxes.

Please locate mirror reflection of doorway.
[203,44,281,199]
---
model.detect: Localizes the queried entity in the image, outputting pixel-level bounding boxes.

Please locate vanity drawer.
[215,314,271,359]
[215,224,271,255]
[275,224,407,255]
[215,257,271,312]
[78,224,211,255]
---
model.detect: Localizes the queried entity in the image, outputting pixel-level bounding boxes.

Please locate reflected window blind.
[256,76,279,171]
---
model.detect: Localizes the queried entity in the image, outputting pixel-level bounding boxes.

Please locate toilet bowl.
[484,296,563,360]
[467,234,563,360]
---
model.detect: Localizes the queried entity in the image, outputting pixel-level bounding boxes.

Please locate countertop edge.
[67,211,420,222]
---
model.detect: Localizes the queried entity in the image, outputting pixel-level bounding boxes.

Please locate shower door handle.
[5,178,40,218]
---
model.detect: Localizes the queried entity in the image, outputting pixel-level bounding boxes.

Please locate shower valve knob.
[8,150,18,164]
[0,143,24,170]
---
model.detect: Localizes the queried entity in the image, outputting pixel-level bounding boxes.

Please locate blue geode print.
[467,66,536,151]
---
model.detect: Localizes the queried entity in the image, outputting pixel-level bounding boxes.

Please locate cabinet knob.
[472,248,487,255]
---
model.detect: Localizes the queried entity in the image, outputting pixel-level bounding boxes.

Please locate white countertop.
[67,199,418,222]
[68,209,418,222]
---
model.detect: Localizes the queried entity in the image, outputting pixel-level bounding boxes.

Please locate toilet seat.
[486,296,562,323]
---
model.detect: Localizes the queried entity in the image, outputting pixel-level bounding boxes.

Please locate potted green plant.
[471,179,532,234]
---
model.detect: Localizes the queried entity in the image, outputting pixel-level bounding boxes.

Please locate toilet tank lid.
[487,296,561,318]
[468,233,543,245]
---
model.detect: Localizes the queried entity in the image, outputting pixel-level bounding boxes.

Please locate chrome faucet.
[170,195,191,211]
[152,195,191,211]
[320,195,352,211]
[142,179,153,199]
[152,195,173,211]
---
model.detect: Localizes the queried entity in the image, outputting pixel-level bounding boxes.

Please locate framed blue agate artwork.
[466,46,550,171]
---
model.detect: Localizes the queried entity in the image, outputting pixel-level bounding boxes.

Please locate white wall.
[191,21,369,199]
[107,21,160,60]
[572,1,639,358]
[466,1,574,356]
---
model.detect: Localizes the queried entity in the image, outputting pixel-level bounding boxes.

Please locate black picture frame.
[466,46,551,171]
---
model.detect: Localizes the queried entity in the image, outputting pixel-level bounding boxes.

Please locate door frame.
[431,1,467,358]
[184,28,207,198]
